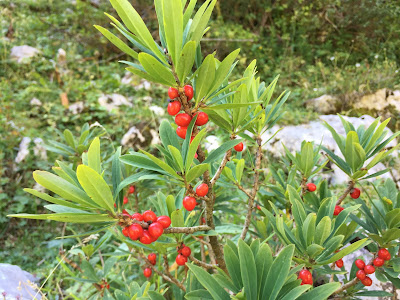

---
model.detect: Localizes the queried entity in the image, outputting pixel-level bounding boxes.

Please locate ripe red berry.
[373,257,385,267]
[196,183,209,197]
[181,246,191,257]
[143,267,152,278]
[106,283,110,289]
[184,85,194,101]
[355,259,365,269]
[194,112,208,126]
[334,205,344,216]
[378,248,390,260]
[122,226,129,237]
[156,216,171,229]
[356,270,366,280]
[298,269,312,284]
[183,196,197,211]
[168,87,179,99]
[350,187,361,199]
[167,101,181,116]
[176,254,187,266]
[385,252,391,261]
[131,213,144,221]
[336,259,344,268]
[143,210,157,223]
[128,224,144,240]
[364,265,375,274]
[148,222,164,239]
[129,185,135,194]
[148,253,157,265]
[175,113,192,127]
[234,142,244,152]
[257,205,261,210]
[123,196,129,205]
[306,183,316,192]
[122,209,130,217]
[176,126,188,139]
[114,203,117,208]
[140,230,154,244]
[361,276,372,286]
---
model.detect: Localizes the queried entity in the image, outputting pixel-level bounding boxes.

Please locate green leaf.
[24,188,86,210]
[314,216,331,245]
[280,285,311,300]
[296,282,340,300]
[171,209,184,227]
[63,129,76,149]
[176,41,196,83]
[302,213,316,246]
[306,244,325,258]
[238,239,257,300]
[81,260,100,281]
[109,0,165,63]
[185,128,207,171]
[140,150,182,180]
[8,213,115,223]
[355,291,393,297]
[168,145,184,172]
[224,243,242,290]
[256,243,273,298]
[186,264,230,300]
[186,164,209,183]
[138,53,176,86]
[94,25,138,59]
[235,159,245,185]
[87,137,101,174]
[317,238,370,264]
[159,120,180,149]
[195,54,215,103]
[163,0,183,65]
[188,0,216,45]
[263,245,294,300]
[33,171,97,208]
[203,139,242,164]
[76,165,115,212]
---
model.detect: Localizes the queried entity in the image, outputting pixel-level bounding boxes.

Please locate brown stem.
[240,136,263,240]
[236,183,252,198]
[300,177,308,197]
[336,181,355,206]
[189,255,217,269]
[134,190,139,212]
[164,225,211,234]
[210,150,231,186]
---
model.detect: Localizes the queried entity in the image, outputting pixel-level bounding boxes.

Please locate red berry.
[183,196,197,211]
[106,284,110,289]
[334,205,344,216]
[184,85,194,101]
[373,257,385,267]
[364,265,375,274]
[385,252,391,261]
[156,216,171,229]
[122,227,129,237]
[176,254,187,266]
[234,142,244,152]
[148,222,164,239]
[194,112,208,126]
[361,276,372,286]
[350,188,361,199]
[306,183,316,192]
[100,284,104,289]
[148,253,157,265]
[257,205,261,210]
[128,224,144,240]
[181,246,191,257]
[143,210,157,223]
[378,248,390,260]
[114,203,117,208]
[131,213,144,221]
[123,196,129,205]
[129,185,135,194]
[175,113,192,127]
[143,267,152,278]
[356,270,366,280]
[336,259,344,268]
[298,269,312,283]
[355,259,365,269]
[140,230,154,244]
[122,209,130,216]
[196,183,209,197]
[176,126,188,139]
[168,87,179,99]
[167,101,181,116]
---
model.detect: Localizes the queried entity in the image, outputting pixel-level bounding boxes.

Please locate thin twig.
[210,150,231,186]
[189,255,217,269]
[236,183,252,198]
[164,225,211,234]
[240,136,263,240]
[336,181,355,205]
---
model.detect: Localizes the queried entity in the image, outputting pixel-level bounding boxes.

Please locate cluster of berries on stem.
[176,244,191,266]
[120,210,171,245]
[183,183,209,211]
[355,248,391,286]
[298,269,313,285]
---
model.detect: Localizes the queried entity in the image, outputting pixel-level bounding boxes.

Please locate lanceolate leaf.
[87,137,101,174]
[238,239,257,300]
[138,53,176,86]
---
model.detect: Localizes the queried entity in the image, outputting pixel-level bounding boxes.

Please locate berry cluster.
[183,183,209,211]
[121,211,171,244]
[298,269,313,285]
[142,253,157,278]
[99,281,110,290]
[355,249,390,286]
[176,244,191,266]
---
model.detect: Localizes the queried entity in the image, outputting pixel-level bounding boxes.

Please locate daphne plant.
[8,0,400,299]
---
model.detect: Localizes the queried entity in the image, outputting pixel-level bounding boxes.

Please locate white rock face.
[98,93,132,112]
[15,137,31,163]
[149,105,165,116]
[264,115,397,184]
[305,94,339,114]
[0,263,41,299]
[10,45,40,63]
[204,135,222,152]
[68,101,84,115]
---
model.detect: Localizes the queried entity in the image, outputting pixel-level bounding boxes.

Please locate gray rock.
[98,93,132,112]
[10,46,40,63]
[264,115,397,184]
[0,263,41,299]
[305,94,339,114]
[68,101,84,115]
